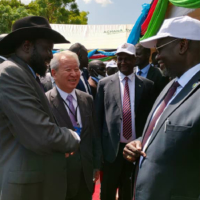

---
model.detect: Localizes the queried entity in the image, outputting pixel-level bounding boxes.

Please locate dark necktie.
[36,76,45,92]
[137,70,142,76]
[66,94,77,126]
[123,77,132,140]
[142,81,180,146]
[133,81,180,200]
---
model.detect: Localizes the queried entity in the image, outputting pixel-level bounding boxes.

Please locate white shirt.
[139,63,200,166]
[80,70,89,94]
[136,64,151,78]
[118,71,136,143]
[56,86,82,128]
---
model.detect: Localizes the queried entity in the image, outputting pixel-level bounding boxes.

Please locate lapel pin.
[192,82,199,89]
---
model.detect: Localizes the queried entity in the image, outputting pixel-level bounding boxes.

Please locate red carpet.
[92,178,101,200]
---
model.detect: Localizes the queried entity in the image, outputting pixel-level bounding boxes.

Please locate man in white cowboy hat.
[95,42,155,200]
[0,16,80,200]
[123,16,200,200]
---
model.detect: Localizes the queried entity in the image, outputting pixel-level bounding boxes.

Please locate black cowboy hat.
[0,16,70,55]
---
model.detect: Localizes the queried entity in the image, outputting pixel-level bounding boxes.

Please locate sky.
[21,0,151,25]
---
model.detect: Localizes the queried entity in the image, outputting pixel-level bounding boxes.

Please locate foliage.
[0,0,89,33]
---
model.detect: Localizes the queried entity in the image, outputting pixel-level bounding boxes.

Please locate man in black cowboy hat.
[0,16,80,200]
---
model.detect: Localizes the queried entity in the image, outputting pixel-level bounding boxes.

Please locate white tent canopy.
[50,24,133,50]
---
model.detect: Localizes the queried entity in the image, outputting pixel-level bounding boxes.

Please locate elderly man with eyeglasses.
[123,16,200,200]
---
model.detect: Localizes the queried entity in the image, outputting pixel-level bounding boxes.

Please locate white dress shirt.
[118,71,136,143]
[139,63,200,166]
[80,70,89,94]
[136,64,151,78]
[56,86,82,128]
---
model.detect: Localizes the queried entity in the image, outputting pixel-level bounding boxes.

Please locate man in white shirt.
[95,43,155,200]
[46,50,101,200]
[124,16,200,200]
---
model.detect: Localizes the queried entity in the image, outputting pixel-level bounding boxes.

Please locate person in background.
[69,43,92,94]
[46,50,102,200]
[151,52,159,68]
[40,66,56,92]
[95,43,155,200]
[88,60,106,99]
[135,43,168,96]
[106,60,118,76]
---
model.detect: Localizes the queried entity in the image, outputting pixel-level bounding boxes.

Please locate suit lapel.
[50,87,74,129]
[135,75,144,112]
[142,80,174,136]
[111,73,122,114]
[145,71,200,150]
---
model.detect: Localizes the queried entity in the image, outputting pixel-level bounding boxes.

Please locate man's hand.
[93,169,100,182]
[123,140,146,162]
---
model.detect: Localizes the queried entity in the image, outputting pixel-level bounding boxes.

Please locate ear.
[179,39,189,55]
[22,40,34,53]
[51,68,57,79]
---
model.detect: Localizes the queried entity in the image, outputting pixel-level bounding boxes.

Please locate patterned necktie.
[137,70,142,76]
[123,77,132,140]
[142,81,180,146]
[36,76,45,92]
[66,94,77,126]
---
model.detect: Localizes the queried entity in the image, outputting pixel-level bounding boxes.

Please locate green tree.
[27,0,88,24]
[0,0,89,34]
[0,0,30,33]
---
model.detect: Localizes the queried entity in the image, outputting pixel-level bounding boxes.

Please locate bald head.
[88,60,106,78]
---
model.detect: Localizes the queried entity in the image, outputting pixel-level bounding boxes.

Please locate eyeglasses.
[155,38,179,53]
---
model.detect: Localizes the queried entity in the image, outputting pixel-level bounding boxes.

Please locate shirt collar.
[56,86,77,102]
[176,63,200,88]
[136,64,150,74]
[28,65,36,78]
[118,71,135,82]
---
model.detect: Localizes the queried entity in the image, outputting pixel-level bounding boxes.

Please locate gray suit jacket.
[135,71,200,200]
[95,73,155,163]
[0,55,80,200]
[46,87,102,198]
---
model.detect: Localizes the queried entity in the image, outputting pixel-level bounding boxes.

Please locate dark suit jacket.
[40,72,53,92]
[147,65,169,96]
[0,55,80,200]
[135,71,200,200]
[76,68,91,94]
[95,73,155,163]
[46,88,101,198]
